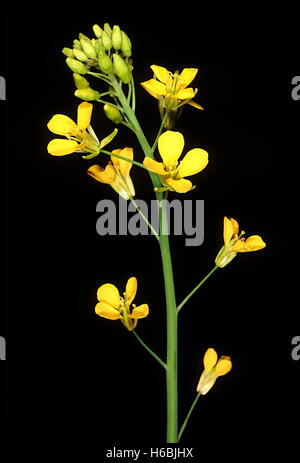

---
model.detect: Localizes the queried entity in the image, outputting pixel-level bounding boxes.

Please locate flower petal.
[95,301,121,320]
[143,157,167,175]
[47,138,79,156]
[97,283,120,308]
[87,164,116,184]
[231,235,266,253]
[188,100,204,110]
[158,131,184,169]
[125,277,137,305]
[175,87,196,100]
[178,68,198,88]
[140,79,166,98]
[203,348,218,372]
[214,357,232,378]
[129,304,149,319]
[47,114,77,136]
[223,216,234,247]
[111,147,133,178]
[166,177,193,193]
[77,102,93,130]
[151,65,172,86]
[177,148,208,178]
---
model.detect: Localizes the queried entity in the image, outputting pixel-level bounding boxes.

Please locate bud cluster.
[62,23,133,87]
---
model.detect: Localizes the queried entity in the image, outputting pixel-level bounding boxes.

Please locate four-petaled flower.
[143,131,208,193]
[87,147,135,200]
[196,347,232,395]
[95,277,149,331]
[215,216,266,268]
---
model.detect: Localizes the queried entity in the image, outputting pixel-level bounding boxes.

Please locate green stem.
[100,148,151,172]
[177,392,201,442]
[132,330,166,369]
[130,197,160,242]
[151,110,169,153]
[177,266,218,313]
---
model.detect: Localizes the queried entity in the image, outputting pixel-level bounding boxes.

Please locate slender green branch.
[100,148,152,172]
[129,197,160,242]
[132,330,166,369]
[131,77,136,112]
[177,266,218,313]
[96,99,123,112]
[177,392,201,442]
[151,110,170,153]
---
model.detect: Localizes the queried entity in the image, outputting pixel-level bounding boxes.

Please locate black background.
[1,4,300,449]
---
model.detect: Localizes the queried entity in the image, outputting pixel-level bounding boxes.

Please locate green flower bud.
[66,57,88,74]
[73,48,88,62]
[98,53,113,74]
[103,104,123,124]
[74,87,100,101]
[80,38,97,59]
[79,32,91,43]
[73,73,90,89]
[113,53,132,84]
[62,47,74,58]
[94,39,105,55]
[101,30,112,51]
[103,23,112,37]
[120,31,132,57]
[93,24,103,39]
[112,25,122,50]
[73,39,82,50]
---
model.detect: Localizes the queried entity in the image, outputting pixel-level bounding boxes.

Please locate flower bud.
[112,25,122,50]
[94,39,105,55]
[98,53,113,74]
[66,57,88,74]
[73,39,82,50]
[103,104,123,124]
[73,73,90,89]
[80,38,97,59]
[73,48,88,62]
[120,31,132,57]
[79,32,91,43]
[62,47,74,58]
[101,30,112,51]
[74,87,100,101]
[103,23,112,37]
[113,54,131,84]
[93,24,102,38]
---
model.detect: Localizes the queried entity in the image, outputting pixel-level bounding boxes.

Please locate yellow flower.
[47,102,117,157]
[87,147,135,200]
[95,277,149,331]
[143,131,208,193]
[196,348,232,395]
[215,216,266,268]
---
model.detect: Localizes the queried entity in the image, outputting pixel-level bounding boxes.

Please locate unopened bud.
[73,73,90,89]
[80,38,97,59]
[103,104,123,124]
[62,47,74,58]
[103,23,112,37]
[112,25,122,50]
[120,31,132,57]
[113,54,131,84]
[73,39,82,50]
[73,48,88,62]
[74,87,100,101]
[79,32,91,43]
[98,53,113,74]
[93,24,103,39]
[94,39,105,55]
[66,57,88,74]
[101,30,112,51]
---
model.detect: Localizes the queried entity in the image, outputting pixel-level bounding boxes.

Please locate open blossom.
[95,277,149,331]
[196,348,232,395]
[143,131,208,193]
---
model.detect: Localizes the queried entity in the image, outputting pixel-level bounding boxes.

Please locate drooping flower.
[95,277,149,331]
[196,348,232,395]
[215,216,266,268]
[87,147,135,200]
[47,102,117,157]
[141,65,203,128]
[143,131,208,193]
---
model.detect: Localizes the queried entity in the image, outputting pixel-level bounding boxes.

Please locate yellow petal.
[158,131,184,169]
[188,100,204,110]
[47,114,77,136]
[150,65,172,86]
[203,348,218,372]
[129,304,149,319]
[87,164,116,184]
[166,177,193,193]
[143,157,166,175]
[111,147,133,178]
[174,87,196,100]
[140,79,166,98]
[47,138,79,156]
[223,216,234,247]
[97,283,120,308]
[95,301,121,320]
[77,102,93,131]
[231,235,266,253]
[125,277,137,305]
[214,357,232,378]
[177,148,208,178]
[178,68,198,88]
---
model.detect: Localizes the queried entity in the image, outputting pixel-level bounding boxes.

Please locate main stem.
[112,76,178,442]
